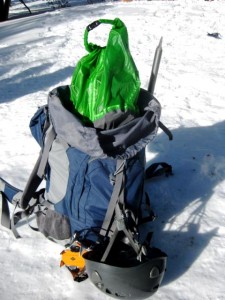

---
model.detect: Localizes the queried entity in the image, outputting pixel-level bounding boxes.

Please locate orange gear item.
[60,243,88,282]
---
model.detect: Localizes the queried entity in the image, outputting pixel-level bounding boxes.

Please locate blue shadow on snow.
[145,120,225,285]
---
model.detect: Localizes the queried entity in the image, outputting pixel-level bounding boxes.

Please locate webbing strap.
[0,192,28,238]
[159,121,173,140]
[0,192,10,229]
[101,226,119,263]
[20,155,42,209]
[100,159,142,262]
[99,160,125,237]
[10,205,27,239]
[37,124,56,178]
[101,203,141,263]
[115,204,140,255]
[145,162,173,179]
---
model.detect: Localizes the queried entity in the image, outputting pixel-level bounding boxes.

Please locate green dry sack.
[70,18,141,126]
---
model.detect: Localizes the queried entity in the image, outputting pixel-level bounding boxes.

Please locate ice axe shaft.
[148,38,173,141]
[148,37,163,95]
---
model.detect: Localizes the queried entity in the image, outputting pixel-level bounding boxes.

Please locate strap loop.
[84,18,120,52]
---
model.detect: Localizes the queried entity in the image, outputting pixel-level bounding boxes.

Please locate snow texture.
[0,1,225,299]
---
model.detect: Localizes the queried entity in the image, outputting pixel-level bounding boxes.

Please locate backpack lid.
[48,86,161,159]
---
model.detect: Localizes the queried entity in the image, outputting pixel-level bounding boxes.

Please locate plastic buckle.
[86,20,100,32]
[116,216,126,231]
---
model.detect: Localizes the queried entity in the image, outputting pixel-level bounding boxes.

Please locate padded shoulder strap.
[0,192,10,229]
[20,124,56,209]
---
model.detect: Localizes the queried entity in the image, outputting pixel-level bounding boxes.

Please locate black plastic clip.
[86,20,101,32]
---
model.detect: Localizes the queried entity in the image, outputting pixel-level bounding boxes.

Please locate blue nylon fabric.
[29,105,47,147]
[77,158,115,228]
[54,149,145,240]
[28,95,147,241]
[0,177,22,202]
[54,147,89,218]
[125,149,145,211]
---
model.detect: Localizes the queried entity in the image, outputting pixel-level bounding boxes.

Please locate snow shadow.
[8,0,113,21]
[0,62,74,103]
[145,120,225,285]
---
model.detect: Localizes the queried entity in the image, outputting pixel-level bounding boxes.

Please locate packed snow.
[0,1,225,299]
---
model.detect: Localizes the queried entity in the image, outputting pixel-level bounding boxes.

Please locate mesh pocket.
[36,208,71,240]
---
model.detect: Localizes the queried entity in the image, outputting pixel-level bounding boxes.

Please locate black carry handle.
[84,18,117,52]
[86,20,101,32]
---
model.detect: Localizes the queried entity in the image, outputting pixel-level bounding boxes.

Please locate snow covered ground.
[1,1,225,299]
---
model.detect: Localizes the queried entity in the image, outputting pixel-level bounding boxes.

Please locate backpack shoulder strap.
[0,177,23,236]
[0,192,11,229]
[20,124,56,209]
[0,123,56,238]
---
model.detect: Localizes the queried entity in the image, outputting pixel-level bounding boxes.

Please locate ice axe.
[148,37,173,141]
[148,37,163,95]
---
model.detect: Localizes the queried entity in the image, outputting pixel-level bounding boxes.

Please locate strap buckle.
[86,20,100,32]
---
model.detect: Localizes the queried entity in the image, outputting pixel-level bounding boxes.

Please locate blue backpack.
[0,85,172,285]
[0,24,173,298]
[1,85,171,240]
